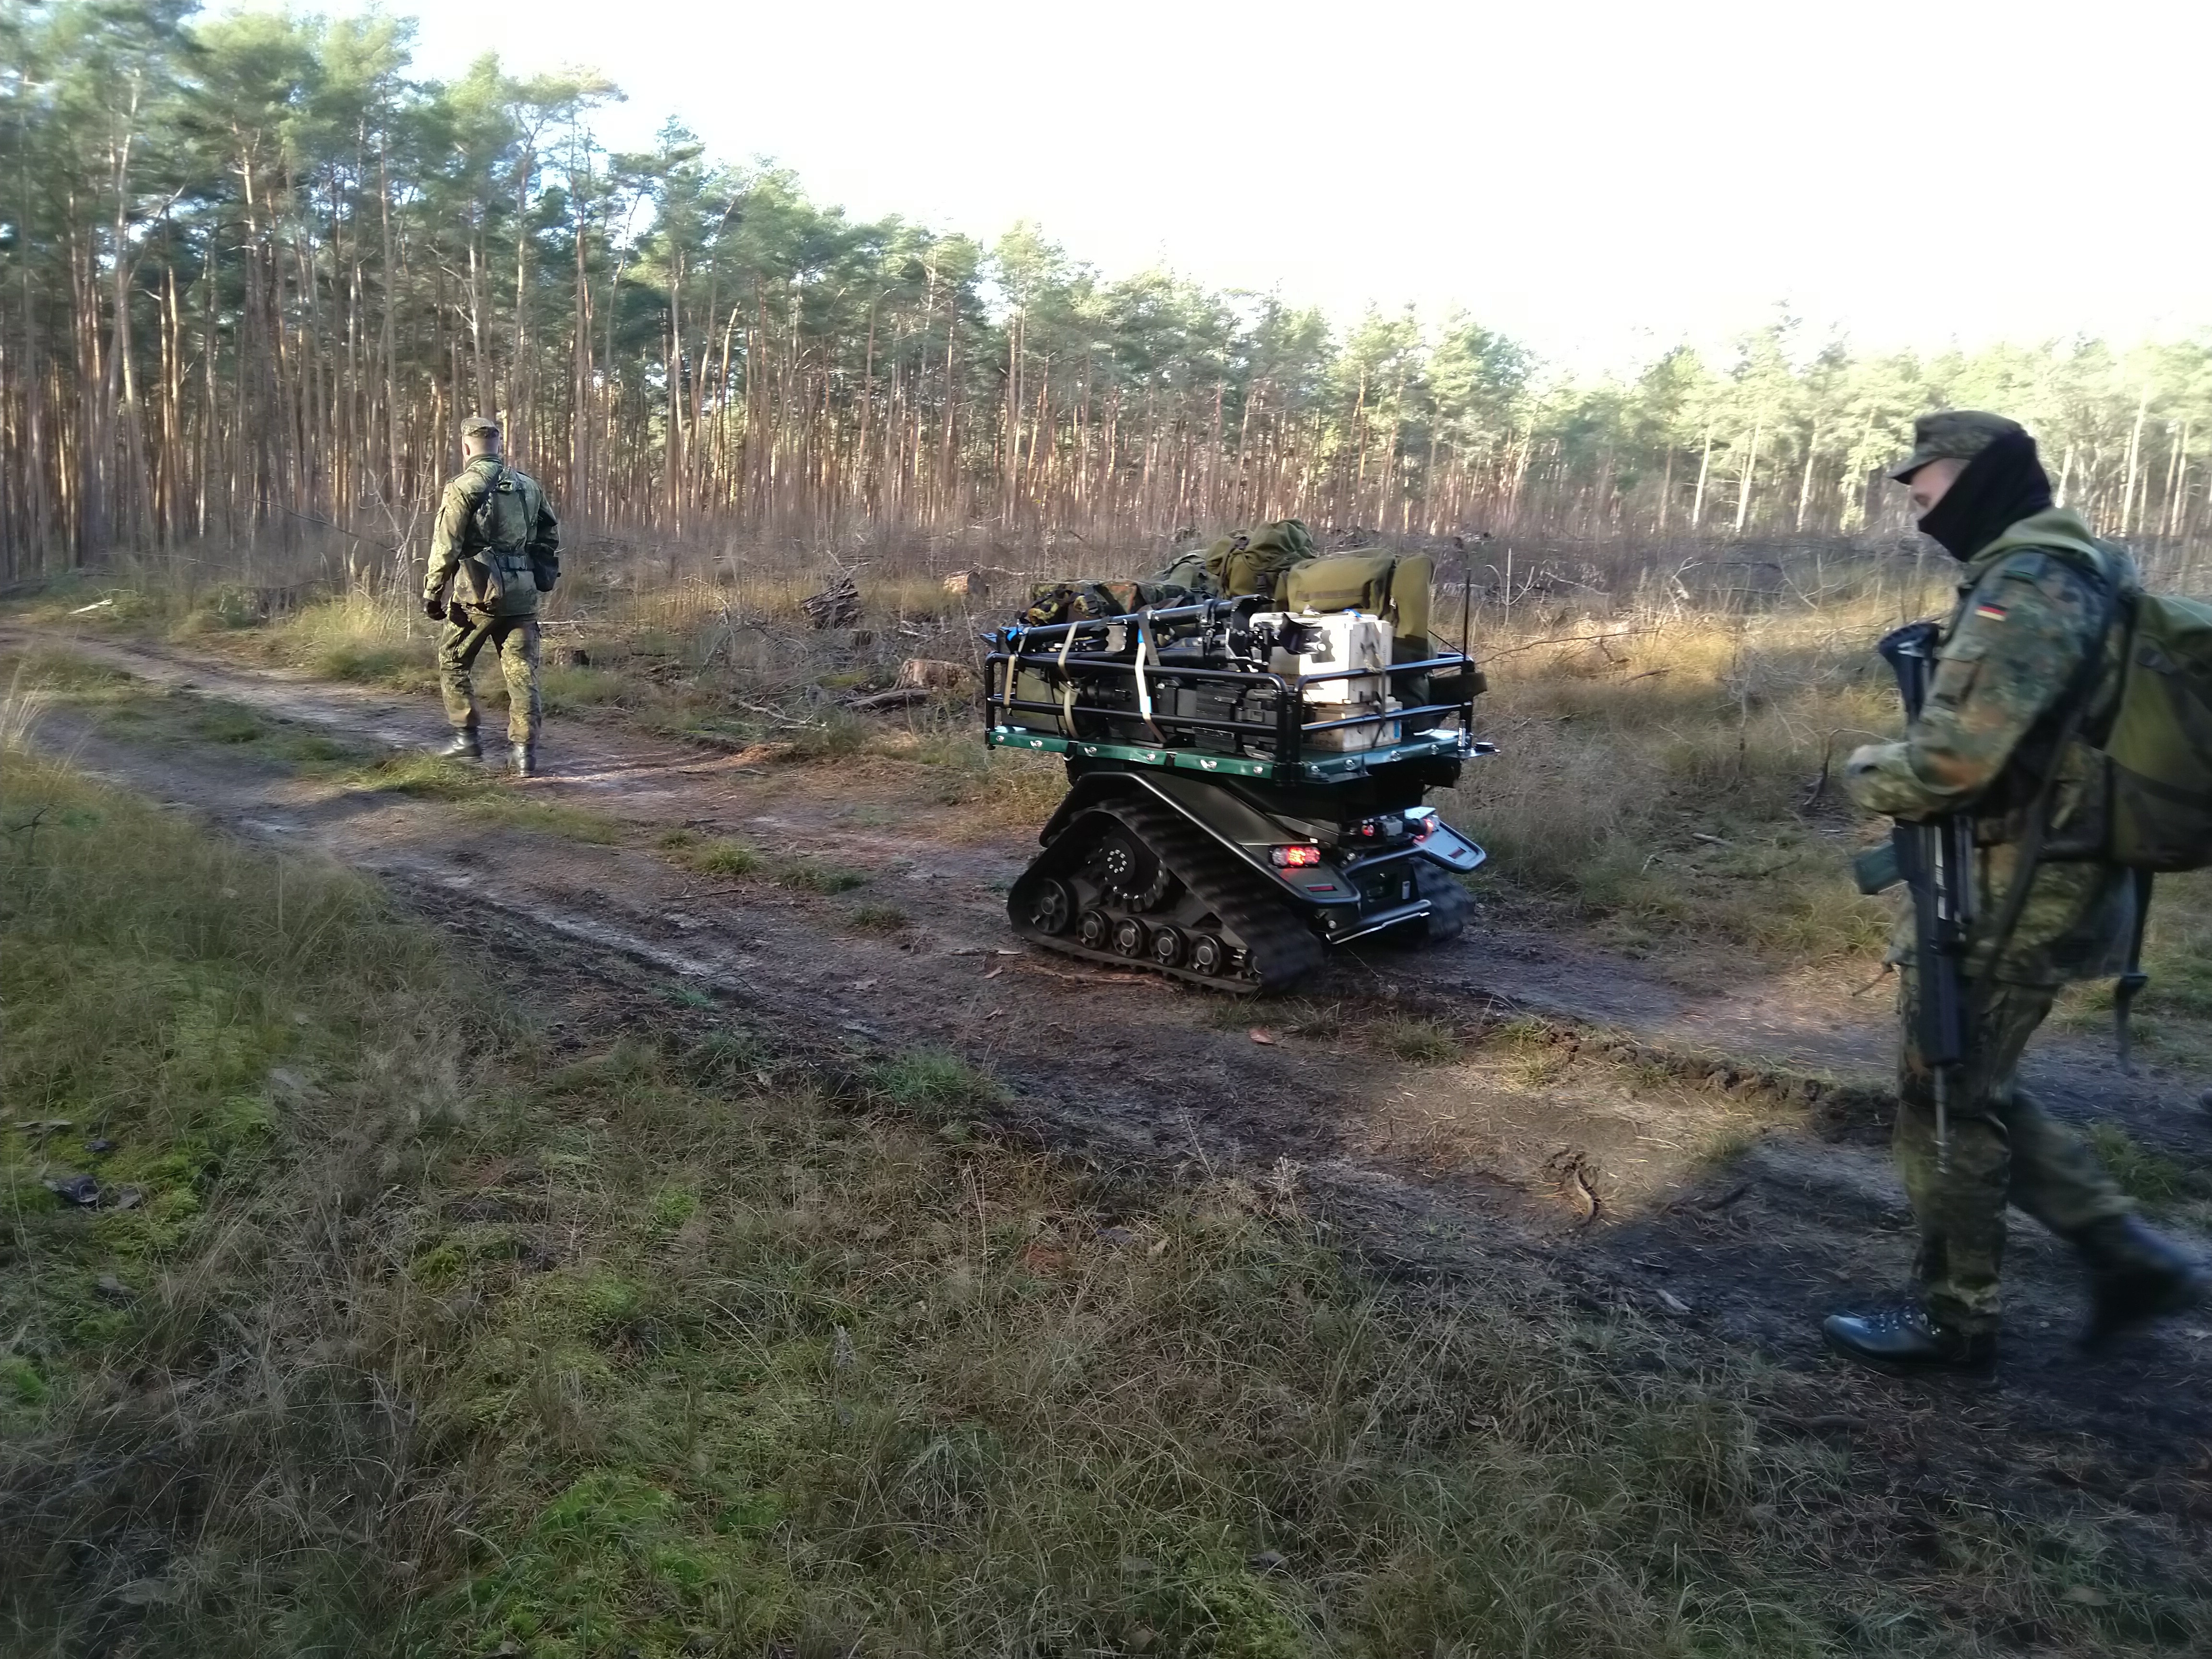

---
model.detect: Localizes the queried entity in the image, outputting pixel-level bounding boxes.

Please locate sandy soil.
[12,620,2212,1549]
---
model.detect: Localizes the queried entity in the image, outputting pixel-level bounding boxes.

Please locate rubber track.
[1413,860,1471,942]
[1012,800,1326,994]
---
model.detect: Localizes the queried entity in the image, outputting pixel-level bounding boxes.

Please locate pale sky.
[256,0,2212,373]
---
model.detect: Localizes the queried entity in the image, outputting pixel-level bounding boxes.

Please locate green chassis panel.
[985,724,1465,782]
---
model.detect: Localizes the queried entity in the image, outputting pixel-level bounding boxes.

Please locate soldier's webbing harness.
[1970,555,2131,1054]
[468,461,511,544]
[466,463,541,610]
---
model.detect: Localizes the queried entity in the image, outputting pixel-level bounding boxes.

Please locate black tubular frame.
[982,602,1481,765]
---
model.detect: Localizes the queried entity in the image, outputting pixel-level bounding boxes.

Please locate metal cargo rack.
[982,598,1492,782]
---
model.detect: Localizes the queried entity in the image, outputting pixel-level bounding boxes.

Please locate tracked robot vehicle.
[985,550,1493,992]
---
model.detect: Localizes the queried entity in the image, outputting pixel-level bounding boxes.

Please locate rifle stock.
[1875,620,1975,1168]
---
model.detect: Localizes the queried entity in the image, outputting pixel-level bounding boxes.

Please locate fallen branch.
[846,686,930,711]
[1482,628,1640,661]
[738,700,823,730]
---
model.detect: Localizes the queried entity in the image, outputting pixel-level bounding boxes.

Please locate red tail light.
[1270,844,1323,868]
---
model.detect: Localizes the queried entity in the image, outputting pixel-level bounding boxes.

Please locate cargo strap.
[1054,624,1082,738]
[2115,868,2154,1074]
[1132,610,1163,745]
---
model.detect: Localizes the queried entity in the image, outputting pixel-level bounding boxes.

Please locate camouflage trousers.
[438,613,541,745]
[1895,963,2129,1334]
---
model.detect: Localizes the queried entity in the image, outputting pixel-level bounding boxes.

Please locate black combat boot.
[1822,1303,1996,1376]
[437,729,482,761]
[2073,1215,2207,1346]
[511,741,537,778]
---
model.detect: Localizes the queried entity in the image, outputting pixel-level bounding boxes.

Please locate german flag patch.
[1973,601,2008,621]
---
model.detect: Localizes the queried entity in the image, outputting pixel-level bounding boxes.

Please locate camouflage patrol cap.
[459,415,502,442]
[1890,410,2026,482]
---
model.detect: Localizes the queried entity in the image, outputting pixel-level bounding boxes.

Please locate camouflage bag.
[1021,579,1195,626]
[466,466,542,618]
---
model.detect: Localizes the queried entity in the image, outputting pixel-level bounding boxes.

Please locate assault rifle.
[1856,620,1974,1170]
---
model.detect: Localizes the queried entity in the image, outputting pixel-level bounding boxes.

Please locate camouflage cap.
[1890,410,2026,482]
[459,414,502,441]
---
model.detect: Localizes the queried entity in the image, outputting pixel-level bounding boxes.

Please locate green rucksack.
[2097,591,2212,870]
[1979,529,2212,1067]
[1202,518,1317,598]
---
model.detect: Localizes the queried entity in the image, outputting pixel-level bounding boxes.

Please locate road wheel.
[1188,932,1227,975]
[1024,877,1076,936]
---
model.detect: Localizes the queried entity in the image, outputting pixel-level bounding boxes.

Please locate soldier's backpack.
[1978,526,2212,1065]
[467,465,542,617]
[1202,518,1318,598]
[1980,519,2212,874]
[2093,591,2212,870]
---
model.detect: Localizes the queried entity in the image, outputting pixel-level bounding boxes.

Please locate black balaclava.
[1915,429,2054,561]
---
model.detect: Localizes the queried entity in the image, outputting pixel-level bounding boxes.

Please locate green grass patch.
[193,703,267,744]
[337,752,495,798]
[2088,1123,2197,1211]
[271,729,372,767]
[660,834,761,877]
[0,649,136,693]
[312,641,425,686]
[867,1047,1004,1123]
[903,726,1067,817]
[786,706,869,759]
[845,902,909,934]
[541,663,630,710]
[1377,1017,1461,1063]
[459,794,627,845]
[777,859,868,894]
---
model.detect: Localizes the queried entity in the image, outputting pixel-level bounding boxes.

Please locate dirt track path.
[12,621,2212,1516]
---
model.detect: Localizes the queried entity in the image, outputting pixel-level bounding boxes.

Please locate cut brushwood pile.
[800,574,863,629]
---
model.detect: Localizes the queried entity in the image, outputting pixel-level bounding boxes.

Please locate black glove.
[423,595,446,622]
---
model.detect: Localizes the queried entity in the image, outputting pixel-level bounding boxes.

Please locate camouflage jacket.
[424,457,561,613]
[1844,506,2137,986]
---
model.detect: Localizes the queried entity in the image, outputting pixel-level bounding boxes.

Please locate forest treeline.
[6,0,2212,581]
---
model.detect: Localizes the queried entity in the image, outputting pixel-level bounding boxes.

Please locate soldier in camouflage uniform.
[423,416,562,776]
[1825,410,2204,1375]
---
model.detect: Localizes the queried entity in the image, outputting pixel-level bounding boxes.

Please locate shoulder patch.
[1973,601,2008,621]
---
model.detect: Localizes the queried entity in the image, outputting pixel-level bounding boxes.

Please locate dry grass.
[1445,595,1918,962]
[1,664,54,751]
